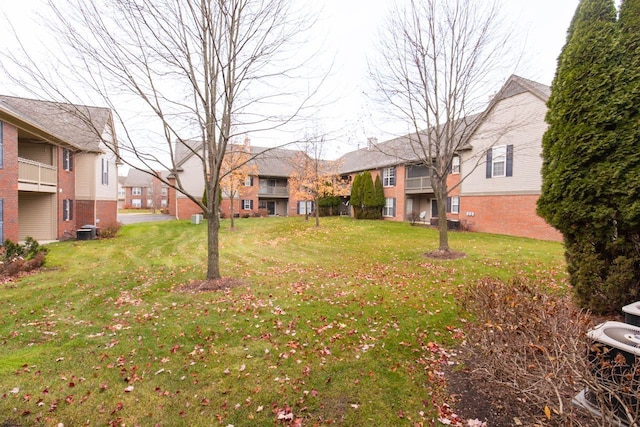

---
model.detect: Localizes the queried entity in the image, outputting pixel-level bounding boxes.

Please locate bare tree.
[220,138,257,230]
[289,131,344,227]
[371,0,511,254]
[3,0,320,279]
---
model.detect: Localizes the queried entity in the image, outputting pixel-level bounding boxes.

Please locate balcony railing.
[405,176,433,193]
[258,186,289,197]
[18,157,57,192]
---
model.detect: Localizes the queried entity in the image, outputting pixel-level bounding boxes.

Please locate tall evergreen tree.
[538,0,640,313]
[373,175,386,214]
[350,173,363,219]
[361,171,377,219]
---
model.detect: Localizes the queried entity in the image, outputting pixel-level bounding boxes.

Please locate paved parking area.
[118,213,175,225]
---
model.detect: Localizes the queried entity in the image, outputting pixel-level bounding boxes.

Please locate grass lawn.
[0,217,566,426]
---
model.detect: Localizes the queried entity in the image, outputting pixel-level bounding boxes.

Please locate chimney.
[367,137,378,150]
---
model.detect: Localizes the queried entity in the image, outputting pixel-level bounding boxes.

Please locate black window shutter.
[0,122,4,169]
[0,199,4,242]
[70,200,74,220]
[506,145,513,177]
[446,197,452,213]
[486,149,492,178]
[250,200,254,210]
[392,198,396,217]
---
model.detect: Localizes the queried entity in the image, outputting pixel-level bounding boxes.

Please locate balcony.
[18,157,57,193]
[258,186,289,198]
[405,176,433,194]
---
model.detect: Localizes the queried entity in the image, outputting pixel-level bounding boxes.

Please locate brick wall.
[57,147,76,239]
[460,194,562,241]
[96,200,118,226]
[0,122,19,242]
[75,200,95,229]
[176,197,203,219]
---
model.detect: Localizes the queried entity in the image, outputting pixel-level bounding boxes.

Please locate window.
[62,148,73,171]
[132,199,142,208]
[161,199,168,208]
[131,187,142,196]
[382,167,396,187]
[161,187,168,196]
[242,199,253,210]
[101,158,109,185]
[383,197,396,217]
[451,156,460,174]
[244,176,253,186]
[0,122,3,169]
[147,199,153,207]
[63,199,73,221]
[447,196,460,214]
[0,199,3,243]
[298,200,314,215]
[486,145,513,178]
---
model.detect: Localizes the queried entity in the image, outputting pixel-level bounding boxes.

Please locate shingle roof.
[250,146,304,177]
[174,139,306,178]
[338,115,480,174]
[0,95,113,153]
[338,75,549,174]
[123,169,169,187]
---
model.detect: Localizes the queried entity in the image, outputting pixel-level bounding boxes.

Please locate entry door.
[266,201,276,215]
[431,199,438,218]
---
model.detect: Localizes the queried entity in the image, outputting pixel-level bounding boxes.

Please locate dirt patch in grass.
[446,358,522,426]
[175,277,246,293]
[424,250,466,260]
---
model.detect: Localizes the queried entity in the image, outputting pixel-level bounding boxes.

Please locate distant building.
[122,169,169,211]
[337,75,561,241]
[0,95,120,242]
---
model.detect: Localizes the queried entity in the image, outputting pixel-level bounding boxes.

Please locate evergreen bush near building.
[538,0,640,314]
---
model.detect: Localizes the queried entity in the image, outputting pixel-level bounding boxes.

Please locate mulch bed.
[424,250,466,260]
[445,358,526,426]
[174,277,246,293]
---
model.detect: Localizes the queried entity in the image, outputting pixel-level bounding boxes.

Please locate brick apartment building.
[0,95,119,242]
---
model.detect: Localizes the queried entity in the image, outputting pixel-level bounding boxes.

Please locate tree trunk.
[229,194,236,229]
[434,180,451,253]
[315,197,320,227]
[206,210,221,280]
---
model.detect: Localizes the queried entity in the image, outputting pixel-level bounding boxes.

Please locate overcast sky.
[1,0,579,160]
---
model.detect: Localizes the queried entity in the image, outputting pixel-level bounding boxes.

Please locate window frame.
[382,167,396,187]
[383,197,396,217]
[131,199,142,208]
[62,148,74,171]
[451,156,460,174]
[101,158,109,185]
[131,187,142,196]
[486,145,513,178]
[242,199,253,210]
[63,199,74,221]
[447,196,460,214]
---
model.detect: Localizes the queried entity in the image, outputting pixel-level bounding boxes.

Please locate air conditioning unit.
[573,321,640,426]
[191,214,203,225]
[623,302,640,327]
